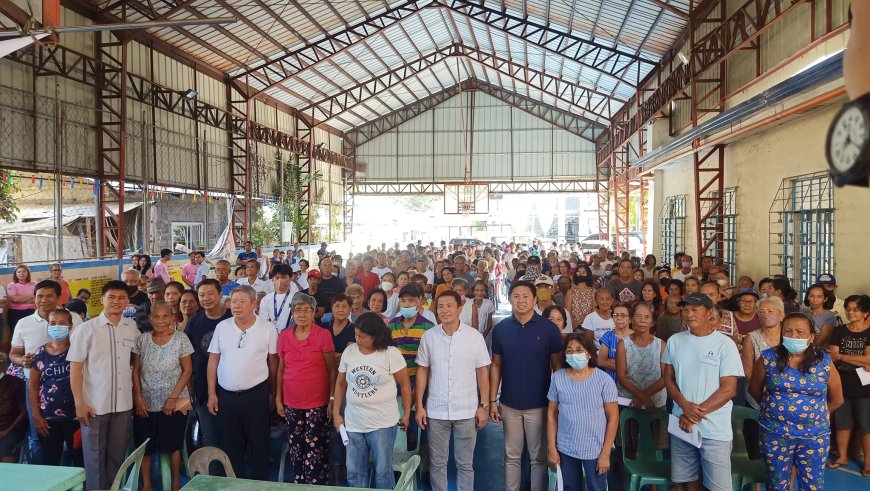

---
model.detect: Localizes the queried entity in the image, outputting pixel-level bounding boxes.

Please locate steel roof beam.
[443,0,655,88]
[299,43,617,125]
[344,79,605,148]
[234,0,430,92]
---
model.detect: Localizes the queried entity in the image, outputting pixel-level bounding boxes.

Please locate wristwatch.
[478,402,490,411]
[826,92,870,187]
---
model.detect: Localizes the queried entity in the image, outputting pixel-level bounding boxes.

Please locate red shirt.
[355,272,380,297]
[277,325,335,409]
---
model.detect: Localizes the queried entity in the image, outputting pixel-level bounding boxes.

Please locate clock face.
[828,106,867,174]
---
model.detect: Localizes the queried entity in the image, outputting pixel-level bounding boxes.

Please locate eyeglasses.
[612,313,630,318]
[293,307,314,314]
[238,330,247,349]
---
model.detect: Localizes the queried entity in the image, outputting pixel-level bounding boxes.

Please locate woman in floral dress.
[749,313,844,490]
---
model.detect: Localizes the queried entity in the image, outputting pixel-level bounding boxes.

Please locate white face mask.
[717,279,728,287]
[380,281,394,291]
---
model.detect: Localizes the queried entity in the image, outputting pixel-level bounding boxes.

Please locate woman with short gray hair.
[741,297,785,410]
[275,292,337,484]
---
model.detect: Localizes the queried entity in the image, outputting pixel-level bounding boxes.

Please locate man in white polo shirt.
[68,280,139,491]
[10,279,80,462]
[236,260,273,295]
[415,290,491,491]
[207,285,278,480]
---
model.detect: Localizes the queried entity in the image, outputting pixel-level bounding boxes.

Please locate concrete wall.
[652,104,870,298]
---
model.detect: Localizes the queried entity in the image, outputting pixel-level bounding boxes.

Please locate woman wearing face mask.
[546,333,618,491]
[27,309,82,466]
[566,266,595,332]
[749,313,843,491]
[380,273,398,319]
[826,295,870,474]
[741,297,785,411]
[597,304,634,382]
[616,303,666,412]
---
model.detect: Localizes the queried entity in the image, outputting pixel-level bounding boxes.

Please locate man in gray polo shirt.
[68,280,139,490]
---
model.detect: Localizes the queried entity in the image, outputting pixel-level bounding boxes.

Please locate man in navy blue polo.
[489,280,563,491]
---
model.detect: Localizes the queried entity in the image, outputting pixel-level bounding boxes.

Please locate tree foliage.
[270,151,324,244]
[0,174,20,223]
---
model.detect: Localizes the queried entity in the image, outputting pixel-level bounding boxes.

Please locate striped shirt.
[388,314,435,377]
[546,368,618,460]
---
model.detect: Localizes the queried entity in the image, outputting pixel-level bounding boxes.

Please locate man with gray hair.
[207,285,278,479]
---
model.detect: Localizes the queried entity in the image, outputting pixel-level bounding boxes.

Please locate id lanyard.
[274,291,291,322]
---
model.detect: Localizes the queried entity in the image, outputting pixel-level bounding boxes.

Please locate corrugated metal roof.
[95,0,689,135]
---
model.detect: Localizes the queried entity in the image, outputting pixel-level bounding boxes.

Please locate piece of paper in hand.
[857,367,870,386]
[668,414,702,448]
[555,464,564,491]
[617,397,633,407]
[339,424,350,446]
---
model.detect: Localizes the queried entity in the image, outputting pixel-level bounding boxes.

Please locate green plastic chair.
[95,438,149,491]
[393,454,421,491]
[730,406,766,491]
[620,408,671,491]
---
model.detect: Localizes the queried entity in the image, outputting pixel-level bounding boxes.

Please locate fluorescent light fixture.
[677,50,690,66]
[181,89,198,100]
[793,49,844,78]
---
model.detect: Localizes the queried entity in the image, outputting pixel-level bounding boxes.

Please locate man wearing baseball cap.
[533,276,572,331]
[663,292,744,491]
[816,273,844,320]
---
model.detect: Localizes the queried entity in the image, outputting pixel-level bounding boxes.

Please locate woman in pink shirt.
[275,293,337,484]
[7,264,36,335]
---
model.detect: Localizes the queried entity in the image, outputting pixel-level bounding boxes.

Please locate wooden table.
[0,463,85,491]
[181,474,373,490]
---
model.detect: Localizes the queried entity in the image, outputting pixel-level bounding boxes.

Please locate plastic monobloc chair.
[620,408,672,491]
[730,406,767,491]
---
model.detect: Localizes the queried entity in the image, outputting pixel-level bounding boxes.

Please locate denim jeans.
[193,400,222,448]
[346,425,398,489]
[558,452,607,491]
[24,386,42,462]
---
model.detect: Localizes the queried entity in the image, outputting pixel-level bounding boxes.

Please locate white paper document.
[555,464,564,491]
[668,414,702,448]
[857,367,870,386]
[617,397,633,407]
[339,424,350,446]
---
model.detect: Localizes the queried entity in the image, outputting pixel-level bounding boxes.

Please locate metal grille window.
[660,195,687,264]
[769,173,834,298]
[723,188,737,280]
[171,222,204,250]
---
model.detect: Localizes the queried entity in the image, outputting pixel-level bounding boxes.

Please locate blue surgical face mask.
[47,325,70,341]
[565,353,589,370]
[470,271,477,278]
[399,306,417,319]
[782,336,809,354]
[604,271,613,277]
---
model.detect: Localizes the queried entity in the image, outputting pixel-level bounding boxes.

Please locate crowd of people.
[0,239,868,491]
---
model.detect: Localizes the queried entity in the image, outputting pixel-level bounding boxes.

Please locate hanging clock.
[826,92,870,187]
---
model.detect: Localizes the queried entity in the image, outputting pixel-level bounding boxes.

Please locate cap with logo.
[678,292,716,308]
[534,275,554,287]
[307,269,322,279]
[815,273,836,285]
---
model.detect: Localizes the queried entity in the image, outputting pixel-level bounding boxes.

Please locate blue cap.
[815,273,836,285]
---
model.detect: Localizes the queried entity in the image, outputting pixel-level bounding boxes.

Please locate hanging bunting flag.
[31,174,35,184]
[93,180,99,196]
[39,177,43,189]
[192,193,197,203]
[1,171,6,183]
[70,178,75,189]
